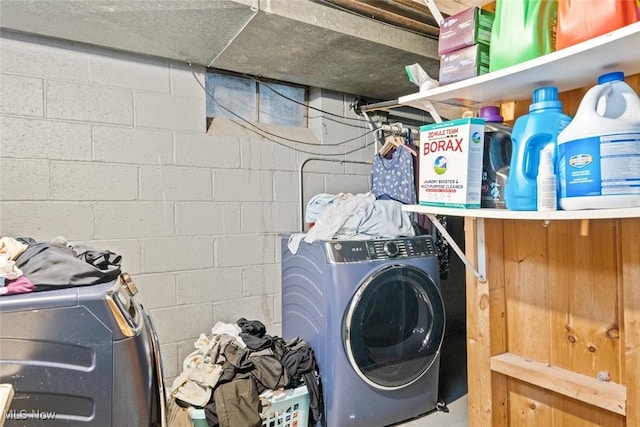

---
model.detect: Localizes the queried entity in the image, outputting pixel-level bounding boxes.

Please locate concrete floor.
[393,332,469,427]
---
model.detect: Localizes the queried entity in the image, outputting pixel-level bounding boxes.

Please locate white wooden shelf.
[403,205,640,220]
[399,21,640,112]
[404,205,640,283]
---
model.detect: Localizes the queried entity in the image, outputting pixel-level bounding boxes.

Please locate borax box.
[419,118,485,208]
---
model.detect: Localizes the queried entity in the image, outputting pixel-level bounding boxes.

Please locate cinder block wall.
[0,32,372,381]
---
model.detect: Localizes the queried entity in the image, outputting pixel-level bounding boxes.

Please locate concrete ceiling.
[0,0,474,101]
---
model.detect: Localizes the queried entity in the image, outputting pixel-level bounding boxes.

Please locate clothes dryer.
[281,235,444,427]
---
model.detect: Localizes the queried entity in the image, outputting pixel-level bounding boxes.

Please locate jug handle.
[576,82,614,117]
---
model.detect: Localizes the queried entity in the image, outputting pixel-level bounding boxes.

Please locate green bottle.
[489,0,558,72]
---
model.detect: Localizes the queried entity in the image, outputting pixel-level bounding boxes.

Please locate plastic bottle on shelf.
[489,0,557,72]
[479,106,512,208]
[537,148,557,211]
[556,0,637,50]
[504,86,571,211]
[558,71,640,210]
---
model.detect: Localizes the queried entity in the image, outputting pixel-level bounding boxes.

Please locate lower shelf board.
[490,352,626,416]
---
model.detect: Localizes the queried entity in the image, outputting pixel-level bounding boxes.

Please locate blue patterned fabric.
[370,145,416,205]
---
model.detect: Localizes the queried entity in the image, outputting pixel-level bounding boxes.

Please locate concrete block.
[171,61,206,98]
[241,138,274,171]
[90,51,171,92]
[159,342,179,379]
[93,126,173,165]
[148,304,213,343]
[273,171,298,202]
[213,295,275,326]
[131,273,177,309]
[175,201,241,236]
[51,162,138,200]
[95,202,174,239]
[142,236,214,273]
[272,139,299,171]
[241,202,274,234]
[274,202,299,233]
[174,132,241,168]
[215,234,275,267]
[0,74,44,117]
[325,173,369,195]
[242,264,280,296]
[301,173,326,207]
[140,166,212,201]
[0,201,94,241]
[0,117,92,160]
[213,169,272,202]
[73,238,143,276]
[135,92,205,132]
[0,33,90,83]
[46,81,133,125]
[176,268,244,305]
[0,158,50,200]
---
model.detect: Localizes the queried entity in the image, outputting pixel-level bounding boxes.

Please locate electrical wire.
[243,73,370,125]
[189,63,378,156]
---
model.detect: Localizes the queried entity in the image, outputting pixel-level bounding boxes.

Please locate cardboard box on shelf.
[439,43,490,85]
[419,117,485,208]
[438,6,495,56]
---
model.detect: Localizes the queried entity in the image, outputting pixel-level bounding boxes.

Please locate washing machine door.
[343,264,445,390]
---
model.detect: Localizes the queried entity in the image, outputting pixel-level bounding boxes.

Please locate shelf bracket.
[425,213,487,283]
[409,99,444,123]
[423,0,445,26]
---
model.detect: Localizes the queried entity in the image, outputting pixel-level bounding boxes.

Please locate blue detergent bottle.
[504,87,572,211]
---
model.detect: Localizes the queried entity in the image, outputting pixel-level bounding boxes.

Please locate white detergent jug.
[558,72,640,210]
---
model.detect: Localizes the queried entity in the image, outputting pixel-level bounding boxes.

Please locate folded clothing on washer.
[289,192,416,254]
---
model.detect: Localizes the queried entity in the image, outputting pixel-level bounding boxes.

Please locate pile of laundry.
[288,192,416,254]
[169,318,322,427]
[0,236,121,296]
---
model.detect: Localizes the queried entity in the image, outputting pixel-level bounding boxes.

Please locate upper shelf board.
[403,205,640,220]
[399,21,640,110]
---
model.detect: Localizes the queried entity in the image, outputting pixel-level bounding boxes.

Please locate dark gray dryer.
[0,274,166,426]
[281,235,445,427]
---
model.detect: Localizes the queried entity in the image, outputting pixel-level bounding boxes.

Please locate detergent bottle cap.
[530,86,562,111]
[598,71,624,84]
[479,106,504,122]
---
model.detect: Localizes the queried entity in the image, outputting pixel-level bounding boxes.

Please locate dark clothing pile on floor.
[169,318,322,427]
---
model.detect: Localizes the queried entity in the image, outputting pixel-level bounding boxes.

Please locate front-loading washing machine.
[281,234,445,427]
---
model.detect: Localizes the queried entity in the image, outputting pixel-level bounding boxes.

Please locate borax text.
[423,138,463,155]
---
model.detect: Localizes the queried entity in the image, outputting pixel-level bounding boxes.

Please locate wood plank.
[0,384,14,427]
[486,219,508,426]
[465,216,493,427]
[507,379,553,426]
[622,218,640,426]
[491,352,627,416]
[548,219,624,426]
[503,220,551,360]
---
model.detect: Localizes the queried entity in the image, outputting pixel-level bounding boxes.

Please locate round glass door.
[343,264,445,390]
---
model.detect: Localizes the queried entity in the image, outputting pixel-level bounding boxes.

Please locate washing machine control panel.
[325,236,435,263]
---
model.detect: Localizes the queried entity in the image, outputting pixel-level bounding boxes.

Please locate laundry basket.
[260,385,310,427]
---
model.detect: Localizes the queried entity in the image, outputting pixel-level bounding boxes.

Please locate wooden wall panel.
[502,220,551,360]
[548,220,624,427]
[621,219,640,426]
[486,218,508,426]
[465,217,499,427]
[467,74,640,426]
